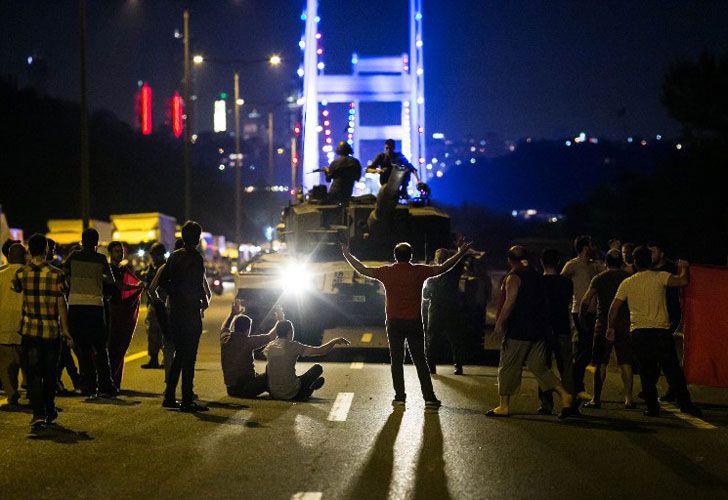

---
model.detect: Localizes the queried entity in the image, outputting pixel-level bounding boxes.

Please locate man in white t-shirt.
[263,320,349,401]
[607,246,701,418]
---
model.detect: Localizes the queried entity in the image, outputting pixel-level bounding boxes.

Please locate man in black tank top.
[488,246,576,419]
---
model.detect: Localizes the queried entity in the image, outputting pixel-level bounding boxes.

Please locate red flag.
[682,265,728,388]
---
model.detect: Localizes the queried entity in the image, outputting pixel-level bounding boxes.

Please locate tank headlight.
[280,262,313,295]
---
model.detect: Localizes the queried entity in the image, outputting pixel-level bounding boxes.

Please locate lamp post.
[192,54,280,251]
[183,9,192,221]
[233,72,242,249]
[79,0,90,229]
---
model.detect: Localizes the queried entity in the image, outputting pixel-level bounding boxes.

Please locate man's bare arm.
[666,260,689,287]
[605,297,625,341]
[149,263,166,301]
[341,244,377,278]
[494,274,520,336]
[431,242,472,276]
[302,337,350,357]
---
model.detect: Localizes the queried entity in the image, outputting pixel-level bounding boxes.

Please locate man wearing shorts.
[580,249,634,408]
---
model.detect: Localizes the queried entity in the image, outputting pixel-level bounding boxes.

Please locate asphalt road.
[2,288,728,499]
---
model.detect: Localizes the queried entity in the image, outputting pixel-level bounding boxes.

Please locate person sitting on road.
[263,320,350,401]
[220,302,280,398]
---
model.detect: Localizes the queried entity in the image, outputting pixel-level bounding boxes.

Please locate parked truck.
[109,212,177,252]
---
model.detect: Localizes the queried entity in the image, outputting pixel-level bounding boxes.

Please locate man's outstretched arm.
[431,241,472,276]
[341,244,377,278]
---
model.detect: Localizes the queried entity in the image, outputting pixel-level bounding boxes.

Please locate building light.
[432,132,444,139]
[676,143,682,150]
[171,92,183,138]
[140,83,152,135]
[214,100,227,132]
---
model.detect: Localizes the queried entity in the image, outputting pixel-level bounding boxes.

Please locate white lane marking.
[350,362,364,369]
[291,493,322,500]
[661,402,716,430]
[124,351,148,363]
[327,392,354,422]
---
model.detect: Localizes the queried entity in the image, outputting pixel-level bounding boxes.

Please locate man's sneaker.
[392,396,406,407]
[180,402,209,413]
[453,365,464,375]
[30,416,45,428]
[310,377,325,391]
[98,389,119,399]
[425,398,442,409]
[162,398,181,409]
[45,409,59,424]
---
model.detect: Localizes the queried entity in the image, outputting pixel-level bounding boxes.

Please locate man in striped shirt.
[13,234,72,428]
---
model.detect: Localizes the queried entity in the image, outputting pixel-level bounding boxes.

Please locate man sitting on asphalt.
[220,302,281,398]
[607,246,701,417]
[263,320,349,401]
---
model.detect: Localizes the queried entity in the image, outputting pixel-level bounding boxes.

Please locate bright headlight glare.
[280,262,313,294]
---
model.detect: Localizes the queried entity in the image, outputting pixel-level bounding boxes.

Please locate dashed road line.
[124,351,148,363]
[349,361,364,369]
[327,392,354,422]
[360,333,373,343]
[661,402,716,430]
[291,493,322,500]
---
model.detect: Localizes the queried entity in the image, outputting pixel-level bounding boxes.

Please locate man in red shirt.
[342,240,471,408]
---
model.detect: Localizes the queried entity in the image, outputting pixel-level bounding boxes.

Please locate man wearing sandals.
[488,246,575,419]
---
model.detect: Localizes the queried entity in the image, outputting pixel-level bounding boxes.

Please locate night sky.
[2,0,727,141]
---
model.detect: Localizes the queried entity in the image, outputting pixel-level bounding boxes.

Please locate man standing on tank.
[323,141,362,204]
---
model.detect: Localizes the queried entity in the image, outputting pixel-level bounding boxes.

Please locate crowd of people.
[0,223,705,429]
[489,236,702,419]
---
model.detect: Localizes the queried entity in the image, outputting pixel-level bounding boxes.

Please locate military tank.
[234,166,451,343]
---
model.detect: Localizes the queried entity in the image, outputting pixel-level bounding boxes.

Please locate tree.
[662,51,728,144]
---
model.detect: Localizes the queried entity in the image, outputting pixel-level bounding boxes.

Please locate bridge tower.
[300,0,426,192]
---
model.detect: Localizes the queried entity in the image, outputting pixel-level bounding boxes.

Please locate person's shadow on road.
[413,412,452,500]
[345,408,404,500]
[27,424,94,444]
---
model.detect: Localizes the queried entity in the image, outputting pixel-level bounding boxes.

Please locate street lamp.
[192,54,281,253]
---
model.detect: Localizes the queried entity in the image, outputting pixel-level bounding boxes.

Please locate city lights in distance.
[432,132,444,139]
[236,98,245,106]
[676,143,682,150]
[269,54,282,66]
[192,54,204,64]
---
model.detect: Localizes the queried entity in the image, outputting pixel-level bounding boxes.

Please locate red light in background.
[140,83,152,135]
[171,92,183,139]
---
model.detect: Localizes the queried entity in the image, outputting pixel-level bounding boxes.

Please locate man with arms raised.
[342,240,471,408]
